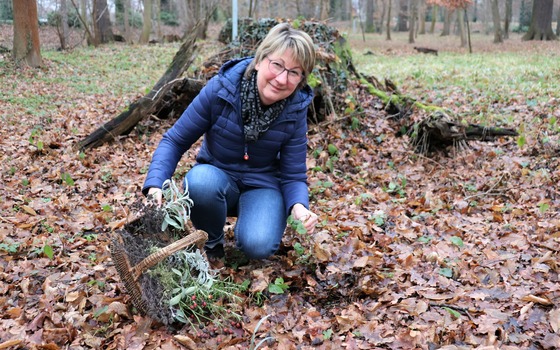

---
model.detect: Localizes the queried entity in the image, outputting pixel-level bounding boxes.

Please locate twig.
[429,302,475,321]
[463,172,509,201]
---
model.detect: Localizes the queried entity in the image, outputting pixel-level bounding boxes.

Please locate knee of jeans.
[237,237,278,260]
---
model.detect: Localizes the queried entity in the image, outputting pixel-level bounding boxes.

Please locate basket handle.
[131,229,208,281]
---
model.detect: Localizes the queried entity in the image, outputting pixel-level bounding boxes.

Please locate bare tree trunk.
[59,0,70,49]
[522,0,556,40]
[123,0,131,43]
[378,0,385,34]
[557,5,560,36]
[457,8,466,47]
[441,7,452,36]
[154,0,161,41]
[12,0,42,67]
[491,0,503,43]
[418,0,426,34]
[386,0,392,40]
[397,0,408,31]
[430,5,436,33]
[504,0,512,39]
[140,0,152,43]
[93,0,113,44]
[408,0,416,43]
[365,0,375,32]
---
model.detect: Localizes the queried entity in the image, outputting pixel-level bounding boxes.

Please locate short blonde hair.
[246,22,316,89]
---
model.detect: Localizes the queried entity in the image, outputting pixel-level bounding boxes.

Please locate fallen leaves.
[1,26,560,350]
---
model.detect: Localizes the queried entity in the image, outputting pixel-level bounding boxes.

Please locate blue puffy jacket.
[142,58,313,214]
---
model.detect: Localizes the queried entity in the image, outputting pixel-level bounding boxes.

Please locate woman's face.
[255,48,303,106]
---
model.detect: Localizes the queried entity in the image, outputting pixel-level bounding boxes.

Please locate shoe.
[205,243,225,259]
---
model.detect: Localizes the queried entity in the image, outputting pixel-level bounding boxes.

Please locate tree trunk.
[441,8,452,36]
[522,0,557,40]
[504,0,512,39]
[491,0,503,43]
[140,0,152,44]
[397,0,408,31]
[154,0,162,42]
[12,0,42,67]
[408,0,416,43]
[365,0,375,32]
[77,32,200,150]
[93,0,113,44]
[386,0,392,40]
[457,8,466,47]
[123,0,131,43]
[59,0,70,49]
[418,0,426,34]
[556,5,560,36]
[430,5,436,34]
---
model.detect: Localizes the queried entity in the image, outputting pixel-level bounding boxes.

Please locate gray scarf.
[241,70,286,143]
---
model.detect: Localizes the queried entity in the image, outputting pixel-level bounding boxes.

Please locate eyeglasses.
[266,57,304,84]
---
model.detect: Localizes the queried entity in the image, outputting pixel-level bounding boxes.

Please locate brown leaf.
[549,308,560,333]
[173,335,196,349]
[521,294,553,306]
[0,339,23,349]
[313,242,331,262]
[21,205,38,216]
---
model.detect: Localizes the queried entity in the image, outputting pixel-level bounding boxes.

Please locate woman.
[142,22,318,260]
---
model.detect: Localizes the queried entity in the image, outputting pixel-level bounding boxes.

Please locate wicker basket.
[110,226,208,319]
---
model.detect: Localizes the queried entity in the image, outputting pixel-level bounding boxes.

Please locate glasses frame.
[266,57,305,85]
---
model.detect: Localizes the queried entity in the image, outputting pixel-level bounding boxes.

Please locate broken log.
[410,111,518,154]
[414,46,438,55]
[76,27,200,150]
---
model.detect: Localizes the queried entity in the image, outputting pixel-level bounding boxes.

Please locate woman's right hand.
[147,187,162,206]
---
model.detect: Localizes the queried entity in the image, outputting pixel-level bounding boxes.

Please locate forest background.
[1,0,560,349]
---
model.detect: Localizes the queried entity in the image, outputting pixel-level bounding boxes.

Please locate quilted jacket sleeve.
[142,78,219,194]
[279,109,310,215]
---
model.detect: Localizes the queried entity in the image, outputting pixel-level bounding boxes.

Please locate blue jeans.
[185,164,287,259]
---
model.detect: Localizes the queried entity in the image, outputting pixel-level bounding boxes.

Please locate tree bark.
[59,0,70,49]
[441,8,452,36]
[408,0,416,43]
[123,0,131,43]
[504,0,512,39]
[93,0,113,44]
[491,0,503,43]
[457,8,466,47]
[397,0,408,31]
[365,0,375,32]
[12,0,42,67]
[386,0,392,40]
[154,0,162,42]
[430,5,436,34]
[139,0,152,44]
[418,0,426,35]
[522,0,557,40]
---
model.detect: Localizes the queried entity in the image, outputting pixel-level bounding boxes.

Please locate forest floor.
[1,23,559,350]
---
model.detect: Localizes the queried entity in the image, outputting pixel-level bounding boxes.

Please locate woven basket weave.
[110,227,208,317]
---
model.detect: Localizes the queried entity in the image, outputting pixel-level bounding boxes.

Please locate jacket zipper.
[243,144,249,161]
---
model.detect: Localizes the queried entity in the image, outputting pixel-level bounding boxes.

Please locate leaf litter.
[1,25,559,350]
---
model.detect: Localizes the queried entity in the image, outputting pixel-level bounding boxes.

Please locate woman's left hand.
[291,203,319,234]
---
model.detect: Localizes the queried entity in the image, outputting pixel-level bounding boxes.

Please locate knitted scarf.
[241,70,286,143]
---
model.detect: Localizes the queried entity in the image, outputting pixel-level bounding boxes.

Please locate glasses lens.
[268,58,303,84]
[268,60,284,75]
